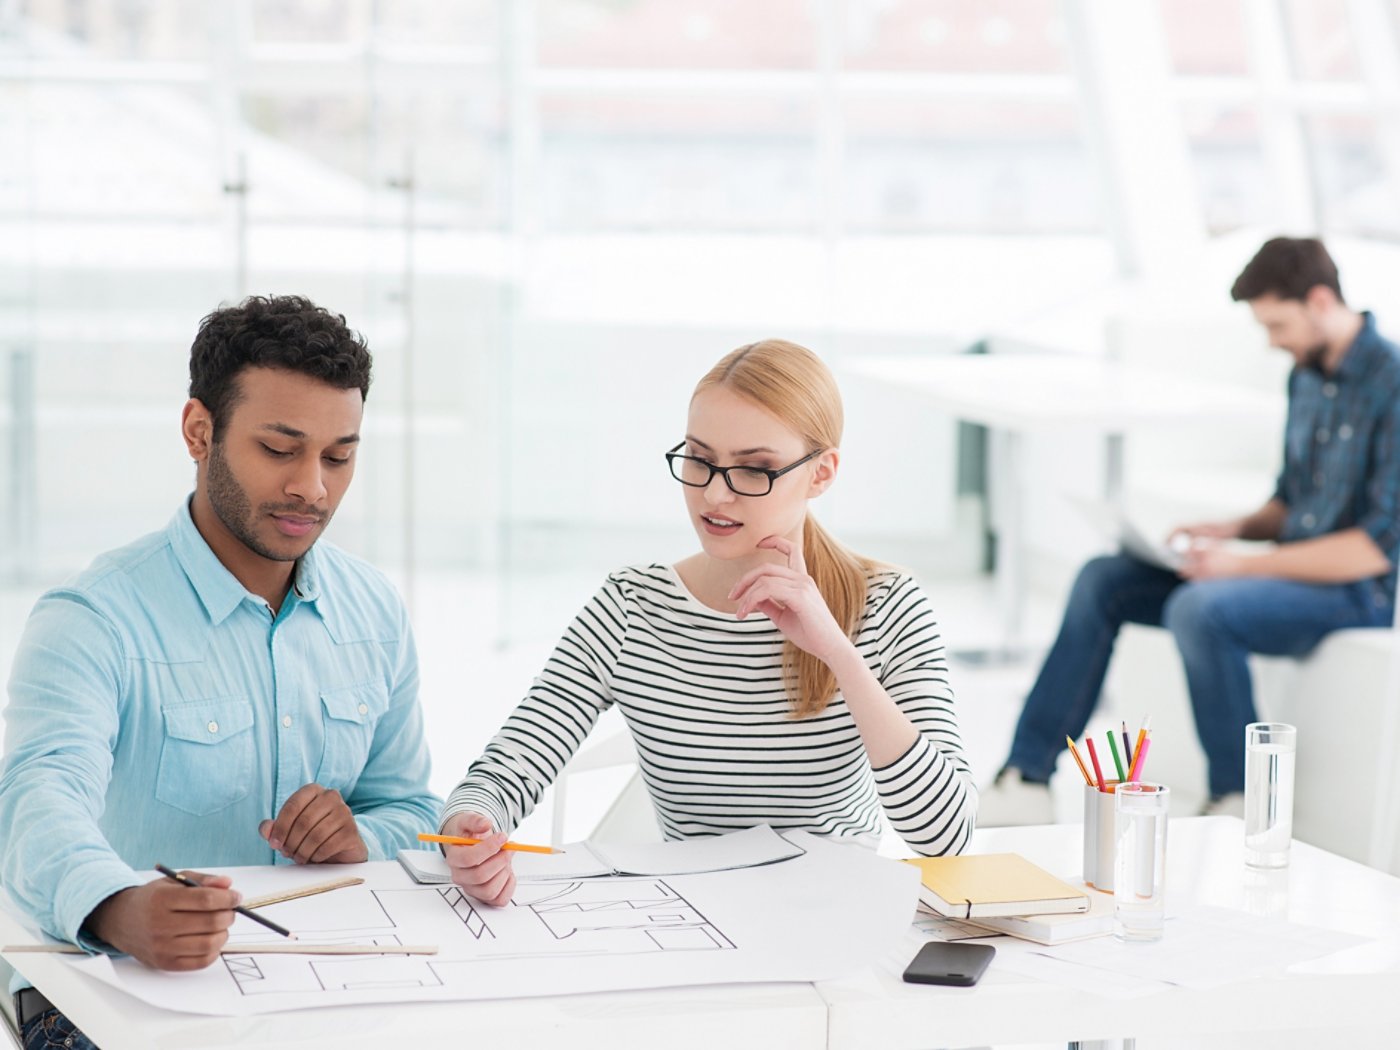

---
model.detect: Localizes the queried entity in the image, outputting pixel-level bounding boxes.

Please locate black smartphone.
[901,940,996,987]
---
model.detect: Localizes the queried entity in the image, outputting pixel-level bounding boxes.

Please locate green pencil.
[1107,731,1126,781]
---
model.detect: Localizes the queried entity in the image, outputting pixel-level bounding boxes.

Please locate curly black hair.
[1231,237,1344,305]
[189,295,372,441]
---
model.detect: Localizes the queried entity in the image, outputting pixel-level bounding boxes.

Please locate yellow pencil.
[1065,736,1095,787]
[417,833,563,855]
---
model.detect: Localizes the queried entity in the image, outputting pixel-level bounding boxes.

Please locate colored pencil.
[1128,735,1151,782]
[1133,716,1152,768]
[417,833,563,855]
[1065,736,1094,787]
[1121,720,1133,767]
[1106,731,1126,781]
[154,864,295,940]
[1084,736,1107,792]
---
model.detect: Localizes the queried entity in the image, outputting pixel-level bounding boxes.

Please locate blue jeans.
[20,1008,99,1050]
[1005,554,1392,797]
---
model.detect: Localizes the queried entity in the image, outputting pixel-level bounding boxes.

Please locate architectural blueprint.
[54,830,919,1015]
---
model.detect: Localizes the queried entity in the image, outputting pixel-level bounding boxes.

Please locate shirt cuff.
[54,859,146,954]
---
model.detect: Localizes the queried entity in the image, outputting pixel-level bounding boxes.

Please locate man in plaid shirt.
[983,237,1400,822]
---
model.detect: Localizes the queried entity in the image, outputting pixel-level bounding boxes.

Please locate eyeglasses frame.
[664,441,826,497]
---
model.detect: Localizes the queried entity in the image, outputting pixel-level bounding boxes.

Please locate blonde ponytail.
[787,515,880,716]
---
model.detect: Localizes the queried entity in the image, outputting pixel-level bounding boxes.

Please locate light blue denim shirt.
[0,500,439,962]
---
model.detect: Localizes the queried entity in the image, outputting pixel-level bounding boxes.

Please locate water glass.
[1113,782,1169,942]
[1244,722,1296,869]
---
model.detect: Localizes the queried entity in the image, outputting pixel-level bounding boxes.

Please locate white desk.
[825,817,1400,1048]
[846,354,1283,655]
[7,819,1396,1048]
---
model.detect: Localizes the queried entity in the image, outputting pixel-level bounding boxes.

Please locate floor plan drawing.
[54,832,920,1015]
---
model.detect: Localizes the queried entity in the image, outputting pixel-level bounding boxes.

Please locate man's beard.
[207,441,322,562]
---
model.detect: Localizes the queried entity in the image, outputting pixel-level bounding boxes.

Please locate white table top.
[826,817,1400,1048]
[6,817,1396,1048]
[846,353,1284,435]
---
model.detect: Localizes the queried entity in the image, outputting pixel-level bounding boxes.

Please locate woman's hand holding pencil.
[438,811,518,907]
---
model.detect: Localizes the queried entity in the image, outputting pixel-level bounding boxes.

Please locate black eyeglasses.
[665,442,824,497]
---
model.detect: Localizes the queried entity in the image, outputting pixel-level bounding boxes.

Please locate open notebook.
[399,824,806,884]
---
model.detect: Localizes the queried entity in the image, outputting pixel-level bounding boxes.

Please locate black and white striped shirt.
[444,564,975,856]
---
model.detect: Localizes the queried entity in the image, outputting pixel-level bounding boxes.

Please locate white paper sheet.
[57,831,916,1016]
[1023,905,1367,991]
[399,824,805,884]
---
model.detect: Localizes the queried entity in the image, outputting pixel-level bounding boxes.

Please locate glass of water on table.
[1245,722,1296,869]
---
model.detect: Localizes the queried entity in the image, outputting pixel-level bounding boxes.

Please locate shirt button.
[358,703,369,715]
[1339,424,1353,441]
[1302,513,1316,528]
[1316,428,1330,443]
[282,715,293,729]
[1322,383,1338,398]
[207,721,219,734]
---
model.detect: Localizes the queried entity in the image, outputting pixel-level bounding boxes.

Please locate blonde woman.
[442,339,975,905]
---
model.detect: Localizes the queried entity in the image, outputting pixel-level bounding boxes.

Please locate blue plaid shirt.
[1273,311,1400,608]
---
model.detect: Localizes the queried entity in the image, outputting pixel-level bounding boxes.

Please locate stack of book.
[903,853,1113,945]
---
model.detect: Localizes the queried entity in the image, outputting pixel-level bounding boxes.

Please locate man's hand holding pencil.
[84,870,240,972]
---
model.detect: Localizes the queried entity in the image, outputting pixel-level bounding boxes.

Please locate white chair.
[549,725,662,847]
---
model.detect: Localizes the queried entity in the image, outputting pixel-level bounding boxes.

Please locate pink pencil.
[1127,735,1151,782]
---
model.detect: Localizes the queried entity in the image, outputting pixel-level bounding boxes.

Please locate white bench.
[1104,623,1396,867]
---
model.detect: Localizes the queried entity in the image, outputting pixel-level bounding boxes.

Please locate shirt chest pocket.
[155,698,256,816]
[315,683,386,793]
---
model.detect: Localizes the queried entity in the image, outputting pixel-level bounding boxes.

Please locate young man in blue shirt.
[1,295,439,1048]
[981,237,1400,825]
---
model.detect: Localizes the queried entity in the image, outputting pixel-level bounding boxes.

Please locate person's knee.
[1162,582,1225,643]
[1068,554,1133,610]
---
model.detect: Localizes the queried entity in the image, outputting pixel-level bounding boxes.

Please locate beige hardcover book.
[963,889,1115,944]
[903,853,1091,919]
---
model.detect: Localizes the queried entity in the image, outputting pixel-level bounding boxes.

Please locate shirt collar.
[169,498,324,625]
[1326,311,1380,383]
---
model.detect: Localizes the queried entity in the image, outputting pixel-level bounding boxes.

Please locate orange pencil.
[1127,735,1151,782]
[1065,736,1094,787]
[417,833,563,855]
[1132,715,1152,767]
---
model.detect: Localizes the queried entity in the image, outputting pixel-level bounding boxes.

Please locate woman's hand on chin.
[728,535,852,664]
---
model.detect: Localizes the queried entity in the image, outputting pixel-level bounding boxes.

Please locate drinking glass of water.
[1244,722,1296,869]
[1113,782,1169,942]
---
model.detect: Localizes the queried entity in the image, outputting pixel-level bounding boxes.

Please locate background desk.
[826,816,1400,1048]
[845,354,1282,657]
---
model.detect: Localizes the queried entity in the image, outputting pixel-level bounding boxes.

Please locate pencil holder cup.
[1082,781,1119,892]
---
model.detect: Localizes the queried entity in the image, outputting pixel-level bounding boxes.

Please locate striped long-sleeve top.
[444,564,976,856]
